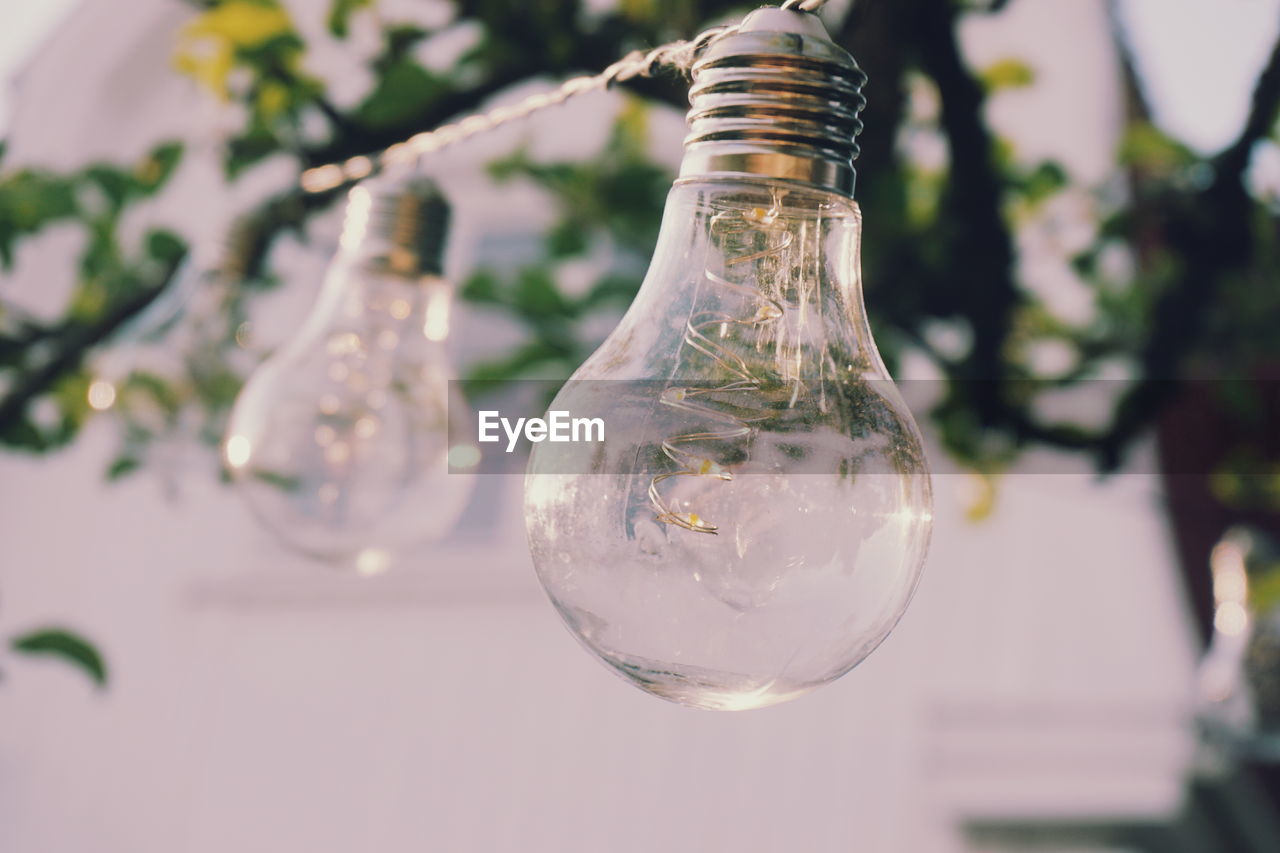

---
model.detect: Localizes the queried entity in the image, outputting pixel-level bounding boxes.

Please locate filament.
[649,189,795,534]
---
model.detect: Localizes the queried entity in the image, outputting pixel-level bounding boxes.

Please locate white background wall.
[0,426,1195,853]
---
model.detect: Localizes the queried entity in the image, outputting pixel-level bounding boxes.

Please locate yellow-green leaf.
[174,0,297,97]
[981,58,1036,92]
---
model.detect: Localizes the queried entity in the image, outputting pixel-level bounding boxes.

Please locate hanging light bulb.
[90,109,260,425]
[1198,527,1280,757]
[93,208,241,392]
[90,214,266,488]
[525,8,932,710]
[224,176,475,573]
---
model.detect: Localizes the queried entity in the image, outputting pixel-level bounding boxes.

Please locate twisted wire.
[299,24,739,194]
[648,189,793,535]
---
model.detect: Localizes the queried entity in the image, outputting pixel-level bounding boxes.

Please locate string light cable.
[298,0,835,194]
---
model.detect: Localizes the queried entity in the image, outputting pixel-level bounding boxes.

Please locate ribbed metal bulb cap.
[342,175,450,277]
[680,7,867,197]
[218,214,267,282]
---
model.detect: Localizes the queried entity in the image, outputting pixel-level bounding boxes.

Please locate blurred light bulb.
[92,230,233,400]
[525,9,932,710]
[225,176,475,570]
[90,213,266,489]
[1198,527,1280,757]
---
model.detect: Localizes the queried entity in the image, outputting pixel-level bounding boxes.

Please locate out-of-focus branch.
[1219,26,1280,183]
[301,67,536,169]
[910,0,1020,415]
[0,256,185,437]
[302,2,746,170]
[900,2,1278,471]
[1105,0,1154,124]
[1100,26,1280,466]
[0,3,723,432]
[836,0,908,189]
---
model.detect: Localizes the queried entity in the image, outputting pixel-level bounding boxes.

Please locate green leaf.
[1070,249,1098,280]
[106,455,142,481]
[1013,160,1068,206]
[612,96,651,159]
[82,165,134,211]
[328,0,373,38]
[11,628,108,687]
[487,149,531,183]
[0,417,48,452]
[225,123,281,178]
[135,142,185,194]
[1250,564,1280,611]
[1119,122,1197,174]
[0,170,79,226]
[461,269,503,304]
[251,469,302,491]
[547,219,588,258]
[980,58,1036,92]
[124,371,183,417]
[52,370,93,436]
[464,338,577,388]
[577,273,642,312]
[193,366,244,412]
[0,169,79,266]
[355,59,443,130]
[383,24,428,57]
[514,266,571,317]
[145,229,188,266]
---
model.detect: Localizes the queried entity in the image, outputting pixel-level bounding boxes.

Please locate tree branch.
[910,0,1021,414]
[299,3,711,172]
[0,4,707,436]
[0,256,185,436]
[1097,26,1280,467]
[1216,23,1280,185]
[1105,0,1155,124]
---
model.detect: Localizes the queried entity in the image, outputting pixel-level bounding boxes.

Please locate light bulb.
[225,176,475,571]
[91,215,264,485]
[525,9,932,710]
[91,246,219,412]
[1199,527,1280,755]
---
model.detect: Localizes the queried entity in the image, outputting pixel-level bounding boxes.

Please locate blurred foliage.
[175,0,323,175]
[461,98,669,390]
[0,0,1278,500]
[0,141,187,455]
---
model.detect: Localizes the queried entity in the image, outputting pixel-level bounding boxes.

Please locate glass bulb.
[224,178,474,571]
[1199,527,1280,756]
[92,246,222,407]
[524,8,932,710]
[90,214,263,488]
